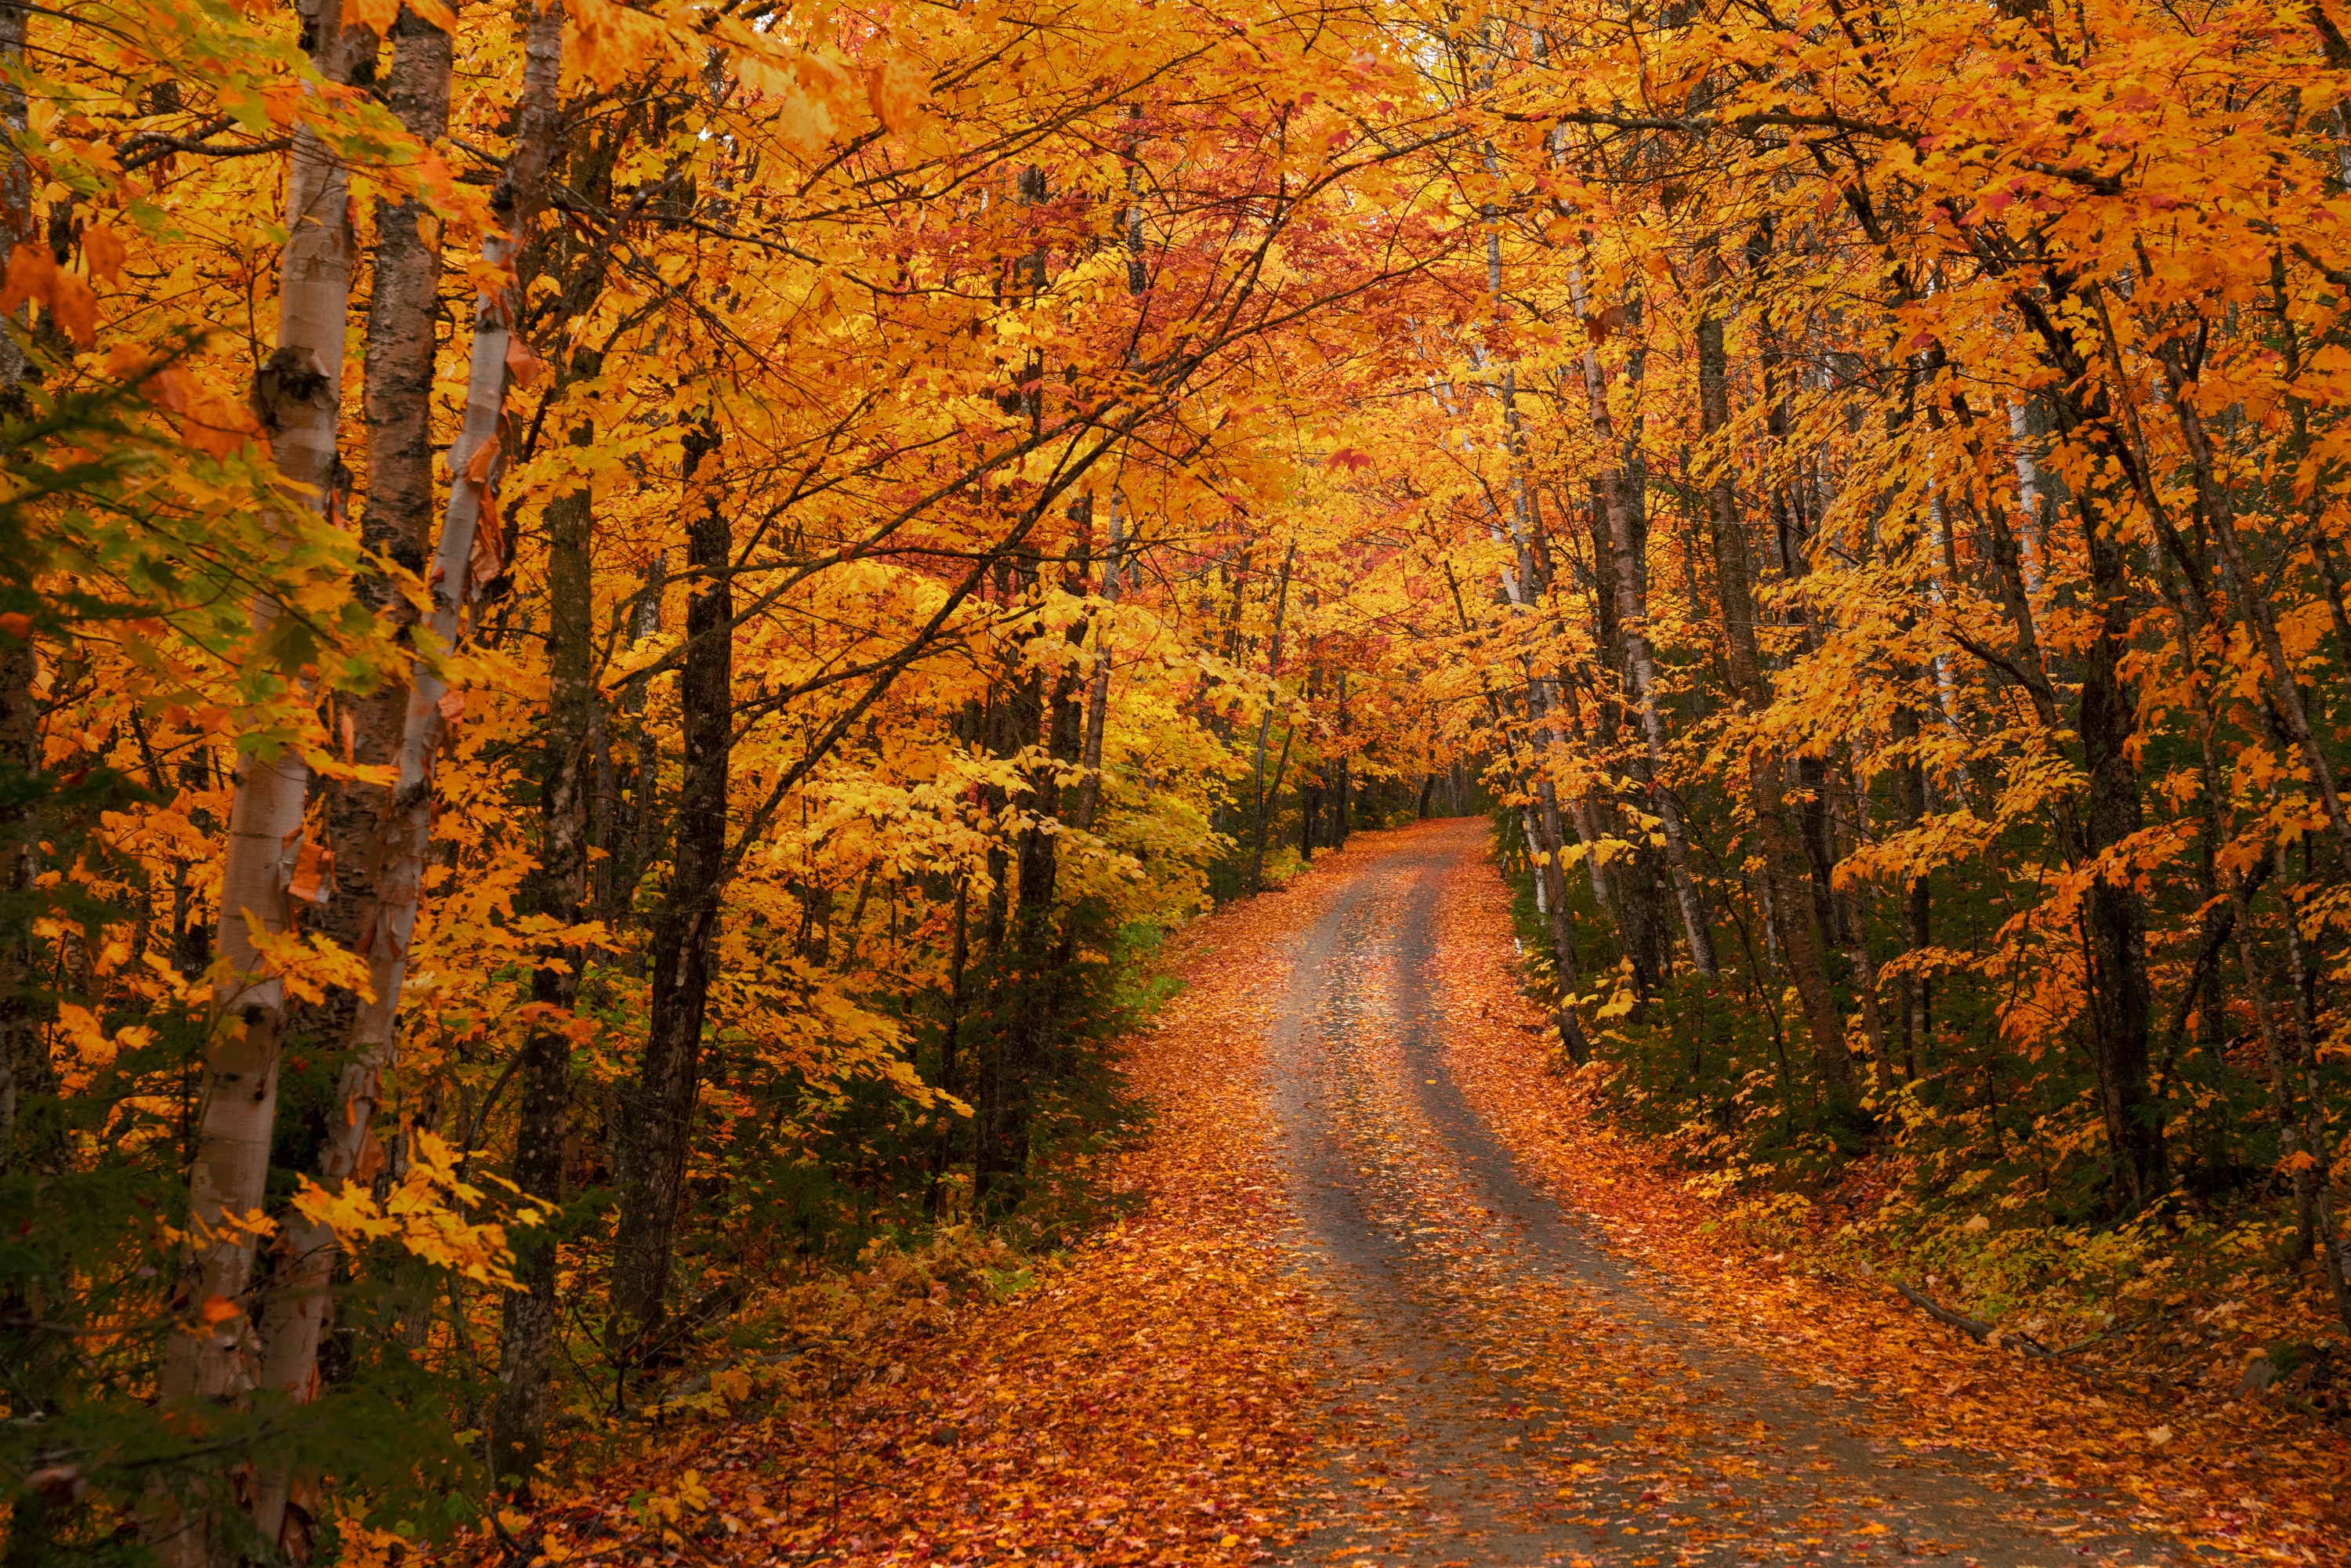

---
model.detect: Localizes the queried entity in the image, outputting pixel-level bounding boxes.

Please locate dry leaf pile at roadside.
[1427,850,2351,1563]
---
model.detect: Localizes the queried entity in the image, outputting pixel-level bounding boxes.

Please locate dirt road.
[1265,820,2174,1567]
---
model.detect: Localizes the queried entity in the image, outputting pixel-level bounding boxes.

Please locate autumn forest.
[5,0,2351,1560]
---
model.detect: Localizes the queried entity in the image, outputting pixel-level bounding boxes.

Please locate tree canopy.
[4,0,2350,1556]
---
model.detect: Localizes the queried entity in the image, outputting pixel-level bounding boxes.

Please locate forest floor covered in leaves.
[495,821,2351,1568]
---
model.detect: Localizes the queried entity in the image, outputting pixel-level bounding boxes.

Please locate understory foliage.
[3,0,2351,1558]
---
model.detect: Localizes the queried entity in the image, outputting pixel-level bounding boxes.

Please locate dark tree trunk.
[925,878,970,1215]
[2076,490,2158,1204]
[609,425,731,1356]
[0,617,43,1175]
[1332,672,1350,847]
[489,409,596,1493]
[1892,700,1928,1080]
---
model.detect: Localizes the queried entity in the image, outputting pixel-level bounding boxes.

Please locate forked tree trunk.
[245,16,455,1487]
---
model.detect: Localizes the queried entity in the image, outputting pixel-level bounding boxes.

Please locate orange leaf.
[44,273,95,348]
[200,1295,242,1326]
[83,226,127,287]
[0,243,51,317]
[1,243,96,346]
[346,0,400,33]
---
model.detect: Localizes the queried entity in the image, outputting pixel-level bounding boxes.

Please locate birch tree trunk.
[158,4,369,1561]
[245,9,563,1538]
[244,20,454,1504]
[161,0,366,1429]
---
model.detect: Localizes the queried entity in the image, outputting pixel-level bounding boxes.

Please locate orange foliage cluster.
[11,0,2351,1554]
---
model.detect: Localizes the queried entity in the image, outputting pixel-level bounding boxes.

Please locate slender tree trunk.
[974,571,1041,1202]
[0,0,43,1139]
[1333,671,1350,847]
[488,419,596,1493]
[1071,131,1143,840]
[1696,305,1855,1114]
[994,588,1087,1197]
[925,878,969,1215]
[160,1,369,1490]
[1248,545,1295,894]
[1892,701,1928,1080]
[1073,493,1122,834]
[0,617,39,1175]
[2076,483,2159,1204]
[2277,882,2351,1325]
[614,555,668,934]
[0,0,33,405]
[1835,759,1896,1095]
[1531,783,1591,1063]
[609,422,731,1356]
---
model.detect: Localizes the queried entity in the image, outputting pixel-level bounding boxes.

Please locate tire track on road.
[1266,820,2173,1567]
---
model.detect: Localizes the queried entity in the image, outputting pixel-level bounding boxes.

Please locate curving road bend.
[1262,821,2174,1568]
